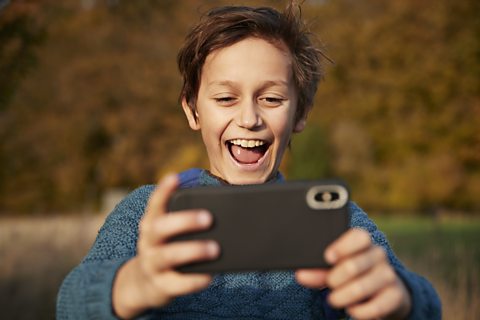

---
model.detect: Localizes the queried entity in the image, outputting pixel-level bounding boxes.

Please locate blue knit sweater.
[57,169,441,319]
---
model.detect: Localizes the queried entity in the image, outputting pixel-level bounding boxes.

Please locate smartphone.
[167,180,350,273]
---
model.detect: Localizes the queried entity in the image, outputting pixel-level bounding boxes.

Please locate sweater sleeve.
[56,185,156,320]
[348,202,442,320]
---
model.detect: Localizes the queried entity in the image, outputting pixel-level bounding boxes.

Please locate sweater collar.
[198,170,284,187]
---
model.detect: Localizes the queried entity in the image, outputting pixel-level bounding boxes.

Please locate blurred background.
[0,0,478,318]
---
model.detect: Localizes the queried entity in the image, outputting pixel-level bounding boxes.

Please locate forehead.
[201,37,293,84]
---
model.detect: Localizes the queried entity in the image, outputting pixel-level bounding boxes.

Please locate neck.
[200,170,283,186]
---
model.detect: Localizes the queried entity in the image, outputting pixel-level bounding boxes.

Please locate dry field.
[0,213,478,319]
[377,215,480,320]
[0,214,104,319]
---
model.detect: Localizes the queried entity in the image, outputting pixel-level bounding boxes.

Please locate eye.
[214,96,237,106]
[259,96,285,107]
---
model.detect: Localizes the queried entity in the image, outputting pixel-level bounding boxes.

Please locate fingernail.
[325,250,337,264]
[164,173,177,184]
[197,210,212,226]
[206,241,220,257]
[158,174,175,186]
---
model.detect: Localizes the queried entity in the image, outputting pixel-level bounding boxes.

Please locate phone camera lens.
[314,192,330,202]
[314,191,340,203]
[306,185,348,210]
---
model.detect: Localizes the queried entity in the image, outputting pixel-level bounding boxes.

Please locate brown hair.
[177,2,326,123]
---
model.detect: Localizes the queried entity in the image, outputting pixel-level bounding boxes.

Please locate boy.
[57,3,441,319]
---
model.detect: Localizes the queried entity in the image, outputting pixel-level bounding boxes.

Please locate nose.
[235,100,263,129]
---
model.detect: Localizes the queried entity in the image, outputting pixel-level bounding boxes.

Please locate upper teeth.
[230,139,265,148]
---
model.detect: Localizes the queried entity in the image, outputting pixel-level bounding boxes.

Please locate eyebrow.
[207,80,289,89]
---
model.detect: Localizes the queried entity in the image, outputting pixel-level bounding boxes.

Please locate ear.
[181,98,201,130]
[293,117,307,133]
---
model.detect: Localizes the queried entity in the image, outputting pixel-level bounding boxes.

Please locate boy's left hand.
[295,229,412,320]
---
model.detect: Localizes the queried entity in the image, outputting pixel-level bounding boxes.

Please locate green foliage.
[0,0,479,213]
[0,1,45,111]
[288,125,331,179]
[299,0,480,211]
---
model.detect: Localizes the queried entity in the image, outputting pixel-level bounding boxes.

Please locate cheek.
[199,111,226,145]
[271,112,295,142]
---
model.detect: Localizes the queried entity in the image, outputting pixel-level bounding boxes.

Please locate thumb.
[295,269,329,289]
[144,173,179,223]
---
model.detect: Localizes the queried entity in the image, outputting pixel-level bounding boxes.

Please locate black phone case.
[167,180,350,273]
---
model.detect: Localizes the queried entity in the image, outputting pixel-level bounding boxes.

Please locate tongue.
[231,144,264,164]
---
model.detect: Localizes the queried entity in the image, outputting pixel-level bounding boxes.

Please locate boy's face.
[183,37,306,184]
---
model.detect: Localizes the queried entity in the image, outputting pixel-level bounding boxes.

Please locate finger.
[346,282,407,320]
[144,174,179,223]
[327,246,387,288]
[145,210,213,245]
[148,240,220,271]
[295,269,329,289]
[328,262,397,309]
[325,228,372,264]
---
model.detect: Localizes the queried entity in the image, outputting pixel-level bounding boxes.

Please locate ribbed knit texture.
[57,169,441,319]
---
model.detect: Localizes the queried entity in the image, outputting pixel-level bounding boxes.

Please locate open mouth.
[227,139,270,165]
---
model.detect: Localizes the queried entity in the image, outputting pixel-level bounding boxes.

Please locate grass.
[0,213,478,319]
[375,215,480,319]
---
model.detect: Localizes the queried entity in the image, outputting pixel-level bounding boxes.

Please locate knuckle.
[350,303,384,320]
[161,274,181,295]
[347,306,366,320]
[178,281,196,293]
[169,275,209,295]
[139,255,156,276]
[352,281,366,298]
[355,229,372,246]
[159,247,176,266]
[382,264,397,283]
[372,302,386,318]
[346,307,359,319]
[327,292,340,307]
[389,285,402,302]
[373,246,387,260]
[392,286,405,305]
[168,212,201,233]
[185,278,205,292]
[185,213,201,228]
[196,241,211,256]
[325,273,336,288]
[344,260,359,277]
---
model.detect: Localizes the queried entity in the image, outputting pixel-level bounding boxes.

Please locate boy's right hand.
[112,174,220,319]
